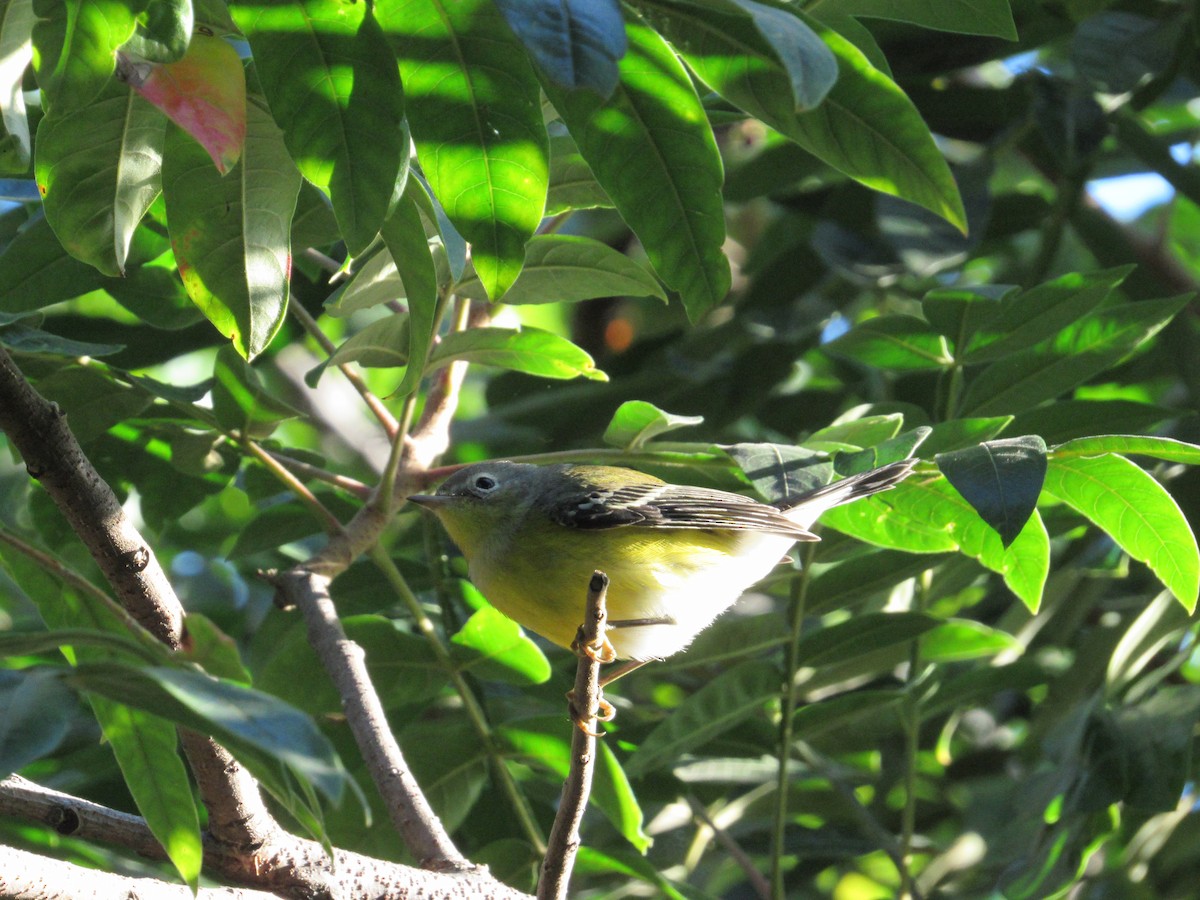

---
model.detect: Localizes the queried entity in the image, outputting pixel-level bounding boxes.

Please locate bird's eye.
[473,474,498,492]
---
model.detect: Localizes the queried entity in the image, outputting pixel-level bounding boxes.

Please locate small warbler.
[409,459,915,663]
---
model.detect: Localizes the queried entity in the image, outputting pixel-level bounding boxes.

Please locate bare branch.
[269,568,469,871]
[0,776,532,898]
[538,571,610,900]
[0,844,275,900]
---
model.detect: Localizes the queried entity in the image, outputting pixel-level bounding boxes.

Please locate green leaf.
[0,0,35,172]
[36,80,164,275]
[795,612,942,667]
[181,613,253,684]
[825,315,953,371]
[823,478,1050,610]
[450,606,552,685]
[0,215,107,318]
[381,0,548,301]
[625,660,779,777]
[603,400,703,450]
[0,558,204,891]
[792,688,904,740]
[90,696,202,890]
[807,413,905,449]
[211,345,302,439]
[493,0,627,97]
[428,326,607,381]
[936,436,1048,546]
[958,294,1193,416]
[1043,453,1199,612]
[544,15,730,320]
[0,323,123,357]
[0,669,75,776]
[723,442,832,502]
[1053,435,1200,465]
[1007,400,1182,446]
[1106,591,1188,695]
[323,248,406,319]
[647,0,966,230]
[921,283,1015,350]
[380,180,440,398]
[31,0,137,115]
[809,0,1018,40]
[257,616,449,715]
[499,716,649,852]
[66,661,348,806]
[961,267,1131,363]
[162,95,302,359]
[231,0,405,255]
[724,0,838,110]
[455,234,667,305]
[920,619,1021,662]
[122,0,192,62]
[323,313,410,371]
[546,131,611,214]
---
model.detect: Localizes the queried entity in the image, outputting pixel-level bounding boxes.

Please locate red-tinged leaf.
[127,32,246,174]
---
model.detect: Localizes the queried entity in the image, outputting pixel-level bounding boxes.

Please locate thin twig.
[538,571,610,900]
[686,794,771,900]
[261,449,373,500]
[288,299,398,438]
[243,439,345,535]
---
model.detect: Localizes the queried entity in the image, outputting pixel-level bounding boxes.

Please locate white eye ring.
[473,474,498,492]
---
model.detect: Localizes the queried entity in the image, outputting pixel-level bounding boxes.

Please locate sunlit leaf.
[232,0,404,254]
[1044,453,1199,612]
[429,326,607,381]
[544,16,730,320]
[36,78,164,275]
[603,400,703,450]
[825,315,952,371]
[959,295,1193,416]
[454,234,667,305]
[31,0,137,115]
[381,0,548,301]
[499,716,649,851]
[646,0,966,230]
[450,606,552,685]
[163,94,301,359]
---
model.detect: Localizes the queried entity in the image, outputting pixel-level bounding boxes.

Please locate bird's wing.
[552,480,817,539]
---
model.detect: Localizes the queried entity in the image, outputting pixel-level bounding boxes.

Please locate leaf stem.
[771,541,817,899]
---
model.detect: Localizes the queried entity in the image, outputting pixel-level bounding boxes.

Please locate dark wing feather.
[552,480,816,540]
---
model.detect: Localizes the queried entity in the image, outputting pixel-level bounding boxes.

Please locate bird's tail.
[778,458,917,530]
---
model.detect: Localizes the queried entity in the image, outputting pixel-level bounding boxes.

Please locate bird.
[408,458,916,671]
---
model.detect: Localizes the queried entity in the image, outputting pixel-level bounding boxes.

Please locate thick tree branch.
[0,776,531,899]
[0,346,277,850]
[0,844,275,900]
